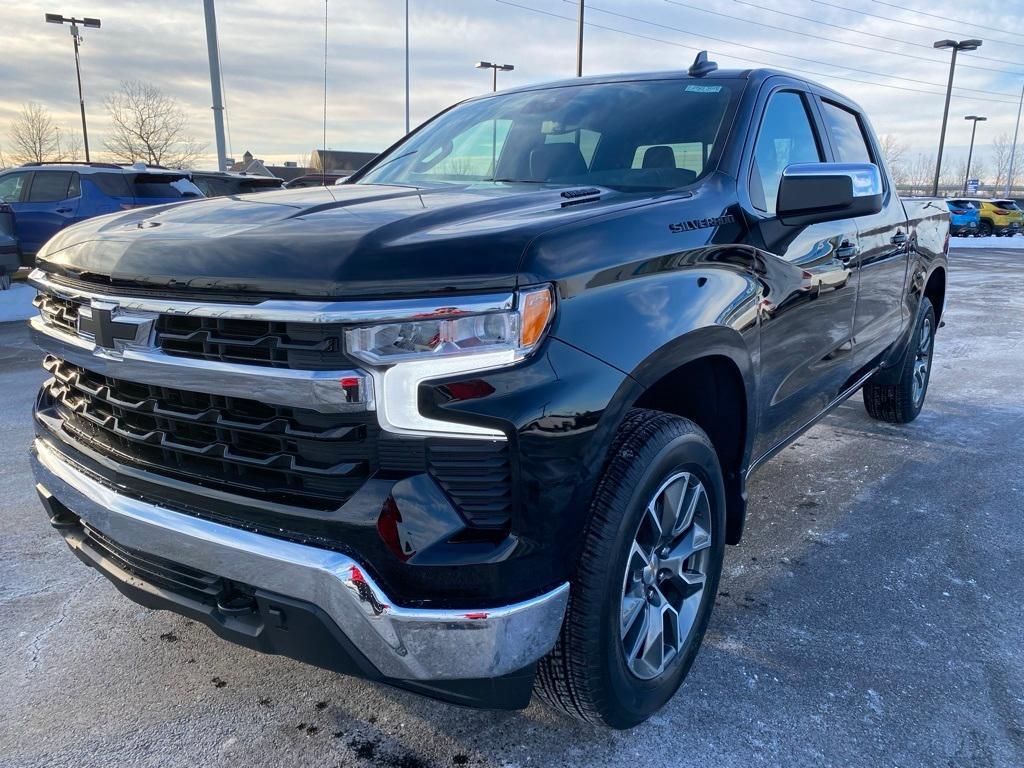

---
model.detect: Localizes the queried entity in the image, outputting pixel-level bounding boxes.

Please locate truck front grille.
[33,292,352,371]
[156,315,350,370]
[33,293,80,336]
[41,356,377,510]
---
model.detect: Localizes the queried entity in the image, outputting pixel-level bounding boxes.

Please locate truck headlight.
[346,285,554,437]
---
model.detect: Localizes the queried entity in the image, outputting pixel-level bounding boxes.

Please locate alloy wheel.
[619,471,712,680]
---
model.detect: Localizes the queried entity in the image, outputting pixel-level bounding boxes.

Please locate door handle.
[836,241,859,264]
[891,231,908,246]
[55,207,73,213]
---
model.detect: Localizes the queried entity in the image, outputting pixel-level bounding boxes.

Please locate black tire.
[862,297,936,424]
[978,221,993,237]
[535,408,726,729]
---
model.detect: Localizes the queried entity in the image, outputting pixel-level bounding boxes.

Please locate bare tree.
[9,102,61,164]
[944,158,969,192]
[104,80,205,167]
[55,127,84,162]
[878,134,908,185]
[989,133,1023,191]
[903,152,936,195]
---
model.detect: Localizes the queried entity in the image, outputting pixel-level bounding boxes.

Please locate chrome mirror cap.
[782,162,883,198]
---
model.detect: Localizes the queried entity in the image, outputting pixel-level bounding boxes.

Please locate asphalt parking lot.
[1,248,1022,768]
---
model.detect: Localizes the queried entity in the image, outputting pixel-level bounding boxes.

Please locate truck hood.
[37,183,646,299]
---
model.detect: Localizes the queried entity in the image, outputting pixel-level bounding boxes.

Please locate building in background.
[309,149,378,174]
[227,149,377,181]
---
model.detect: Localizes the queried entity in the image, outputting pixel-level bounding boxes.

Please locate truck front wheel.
[862,297,935,424]
[535,409,726,728]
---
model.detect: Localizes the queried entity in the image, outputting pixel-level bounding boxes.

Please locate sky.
[2,0,1024,171]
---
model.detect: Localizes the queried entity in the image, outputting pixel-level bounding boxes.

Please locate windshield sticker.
[685,84,722,93]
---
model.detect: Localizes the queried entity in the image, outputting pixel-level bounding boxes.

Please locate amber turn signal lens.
[520,285,554,349]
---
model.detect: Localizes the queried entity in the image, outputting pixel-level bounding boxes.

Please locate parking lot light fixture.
[45,12,101,162]
[963,116,986,195]
[475,61,514,92]
[932,39,983,196]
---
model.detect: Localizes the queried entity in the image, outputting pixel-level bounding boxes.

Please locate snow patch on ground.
[949,236,1024,249]
[0,283,37,323]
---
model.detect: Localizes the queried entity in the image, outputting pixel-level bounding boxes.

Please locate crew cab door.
[741,87,861,459]
[815,98,909,367]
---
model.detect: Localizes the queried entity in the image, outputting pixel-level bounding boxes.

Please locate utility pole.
[1006,83,1023,196]
[202,0,228,172]
[931,39,982,197]
[45,13,101,162]
[576,0,585,77]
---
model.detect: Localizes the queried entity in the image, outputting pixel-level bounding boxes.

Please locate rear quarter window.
[820,100,873,164]
[89,173,133,198]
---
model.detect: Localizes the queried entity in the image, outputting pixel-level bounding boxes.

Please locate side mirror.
[776,162,883,226]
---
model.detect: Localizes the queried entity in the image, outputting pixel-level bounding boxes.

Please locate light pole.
[405,0,410,134]
[475,61,514,92]
[932,38,982,197]
[475,62,514,177]
[963,115,986,194]
[576,0,585,77]
[1006,83,1023,196]
[202,0,228,172]
[45,13,101,162]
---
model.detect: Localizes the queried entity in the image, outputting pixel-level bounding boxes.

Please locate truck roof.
[475,67,858,109]
[491,67,815,92]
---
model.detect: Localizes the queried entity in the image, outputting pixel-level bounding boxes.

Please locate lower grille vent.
[82,522,224,605]
[427,442,513,529]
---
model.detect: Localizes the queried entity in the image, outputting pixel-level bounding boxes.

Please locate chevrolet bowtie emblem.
[77,301,154,350]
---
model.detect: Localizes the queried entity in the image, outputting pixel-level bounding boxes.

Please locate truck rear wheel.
[862,297,935,424]
[535,408,726,728]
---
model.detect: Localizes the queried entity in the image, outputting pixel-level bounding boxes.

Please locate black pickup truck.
[28,57,948,728]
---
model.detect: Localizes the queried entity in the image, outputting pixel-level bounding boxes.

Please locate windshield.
[357,79,740,191]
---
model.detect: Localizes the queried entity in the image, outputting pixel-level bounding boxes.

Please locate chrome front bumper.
[31,438,569,681]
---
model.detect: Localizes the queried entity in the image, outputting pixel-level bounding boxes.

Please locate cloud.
[2,0,1022,168]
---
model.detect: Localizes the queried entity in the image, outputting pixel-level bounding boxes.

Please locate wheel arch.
[924,266,946,325]
[626,327,756,545]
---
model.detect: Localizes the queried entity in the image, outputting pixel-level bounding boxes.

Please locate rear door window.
[820,100,873,164]
[0,172,30,203]
[27,171,75,202]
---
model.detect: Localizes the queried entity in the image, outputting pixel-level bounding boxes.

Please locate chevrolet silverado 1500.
[28,56,948,728]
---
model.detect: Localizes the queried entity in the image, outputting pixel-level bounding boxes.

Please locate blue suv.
[0,162,203,265]
[945,199,981,237]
